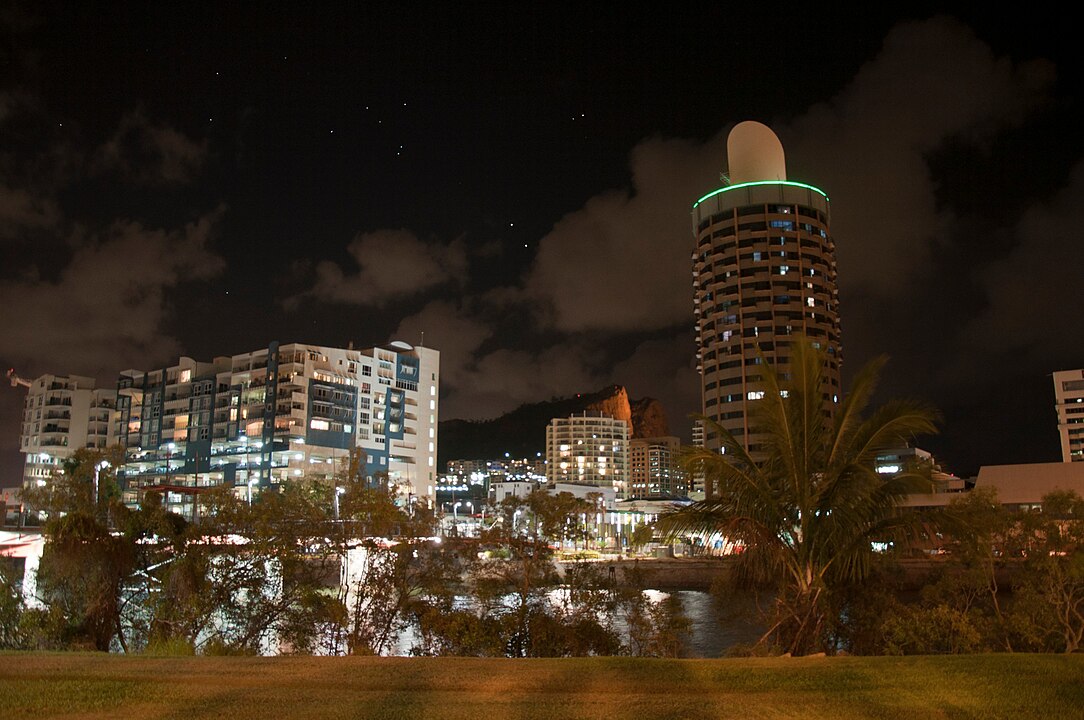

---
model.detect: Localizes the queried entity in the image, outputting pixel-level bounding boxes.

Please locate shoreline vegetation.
[3,652,1082,719]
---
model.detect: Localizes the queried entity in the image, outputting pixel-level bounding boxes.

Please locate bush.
[882,604,983,655]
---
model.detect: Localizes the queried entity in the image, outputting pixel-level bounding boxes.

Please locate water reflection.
[387,588,764,658]
[672,589,764,658]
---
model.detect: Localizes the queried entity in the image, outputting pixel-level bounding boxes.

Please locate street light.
[93,460,110,508]
[463,501,474,536]
[166,442,177,485]
[334,486,346,520]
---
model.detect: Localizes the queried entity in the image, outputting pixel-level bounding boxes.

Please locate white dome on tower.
[727,120,787,184]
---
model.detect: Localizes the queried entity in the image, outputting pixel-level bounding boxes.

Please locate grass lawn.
[2,652,1082,720]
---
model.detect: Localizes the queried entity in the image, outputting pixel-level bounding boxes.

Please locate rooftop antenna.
[419,331,424,348]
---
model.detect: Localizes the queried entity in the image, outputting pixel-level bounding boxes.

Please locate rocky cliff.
[630,396,669,439]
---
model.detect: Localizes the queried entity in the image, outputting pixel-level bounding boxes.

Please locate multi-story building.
[1053,369,1084,462]
[112,340,439,514]
[689,419,705,499]
[13,341,439,515]
[446,456,547,484]
[17,374,116,488]
[628,436,686,498]
[691,120,842,473]
[545,412,629,496]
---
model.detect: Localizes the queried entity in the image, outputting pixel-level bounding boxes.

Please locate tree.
[1007,490,1084,653]
[0,562,27,649]
[661,338,938,655]
[152,480,345,655]
[20,446,155,652]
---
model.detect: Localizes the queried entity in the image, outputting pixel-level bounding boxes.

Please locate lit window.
[747,391,765,400]
[309,419,329,431]
[779,265,789,275]
[807,297,815,307]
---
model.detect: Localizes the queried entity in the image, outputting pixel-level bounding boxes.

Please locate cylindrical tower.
[691,122,842,464]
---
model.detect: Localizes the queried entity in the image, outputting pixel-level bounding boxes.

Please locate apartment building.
[545,412,629,496]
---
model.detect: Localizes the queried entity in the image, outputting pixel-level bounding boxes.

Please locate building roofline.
[692,179,829,209]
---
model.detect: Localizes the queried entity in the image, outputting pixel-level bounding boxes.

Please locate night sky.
[2,3,1081,485]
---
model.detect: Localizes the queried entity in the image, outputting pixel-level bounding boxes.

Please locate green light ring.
[693,180,829,209]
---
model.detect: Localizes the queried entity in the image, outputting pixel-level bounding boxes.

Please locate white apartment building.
[545,412,629,496]
[15,341,438,516]
[1053,369,1084,462]
[17,374,116,488]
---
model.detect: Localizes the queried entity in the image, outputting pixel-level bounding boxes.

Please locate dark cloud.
[962,159,1084,368]
[441,344,605,421]
[523,135,725,333]
[95,110,208,185]
[391,299,493,389]
[294,230,468,307]
[611,333,700,426]
[478,16,1055,441]
[783,16,1052,298]
[0,9,1078,484]
[0,208,226,378]
[521,17,1051,340]
[0,184,59,238]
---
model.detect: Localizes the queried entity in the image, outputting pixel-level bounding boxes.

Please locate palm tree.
[663,338,937,655]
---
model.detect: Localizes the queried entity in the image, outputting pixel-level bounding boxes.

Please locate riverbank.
[559,555,1019,591]
[3,652,1081,719]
